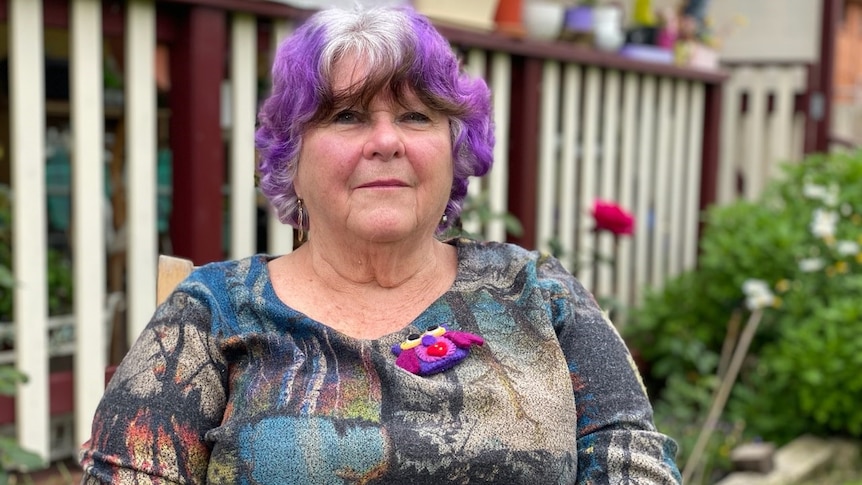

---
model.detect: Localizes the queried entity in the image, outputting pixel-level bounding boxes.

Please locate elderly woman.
[79,6,681,484]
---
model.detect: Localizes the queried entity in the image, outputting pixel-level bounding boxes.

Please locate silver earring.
[297,198,306,242]
[441,214,448,225]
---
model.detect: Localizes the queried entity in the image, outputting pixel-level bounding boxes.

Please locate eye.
[400,111,431,123]
[332,110,362,124]
[425,325,446,337]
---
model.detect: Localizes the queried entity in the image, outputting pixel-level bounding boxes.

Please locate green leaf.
[0,436,44,471]
[0,366,27,396]
[0,266,13,289]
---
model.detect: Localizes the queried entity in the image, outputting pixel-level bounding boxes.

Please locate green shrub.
[625,150,862,476]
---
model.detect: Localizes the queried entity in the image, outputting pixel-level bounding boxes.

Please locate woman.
[79,6,682,484]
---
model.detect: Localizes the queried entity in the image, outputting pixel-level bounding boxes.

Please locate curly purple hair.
[255,6,494,235]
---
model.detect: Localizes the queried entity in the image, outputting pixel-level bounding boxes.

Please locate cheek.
[296,136,357,193]
[412,136,453,178]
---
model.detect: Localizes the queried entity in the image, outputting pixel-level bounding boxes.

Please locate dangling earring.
[297,198,306,242]
[441,213,448,225]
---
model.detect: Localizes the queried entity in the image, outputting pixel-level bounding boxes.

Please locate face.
[294,56,453,244]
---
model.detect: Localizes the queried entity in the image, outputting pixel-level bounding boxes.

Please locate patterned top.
[79,238,681,484]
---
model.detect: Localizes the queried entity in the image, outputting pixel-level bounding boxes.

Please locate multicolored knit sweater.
[79,238,681,484]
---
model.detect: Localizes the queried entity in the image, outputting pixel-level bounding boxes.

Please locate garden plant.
[623,149,862,483]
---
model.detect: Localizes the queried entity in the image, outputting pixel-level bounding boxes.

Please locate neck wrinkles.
[304,236,454,291]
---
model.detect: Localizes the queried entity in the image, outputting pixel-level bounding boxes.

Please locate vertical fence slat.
[667,80,689,277]
[615,72,640,323]
[10,0,50,461]
[71,0,107,448]
[633,75,657,304]
[230,14,258,259]
[744,67,767,200]
[536,61,561,254]
[559,64,582,272]
[577,67,602,289]
[721,64,809,200]
[683,83,706,271]
[596,70,620,298]
[767,66,807,172]
[267,19,297,255]
[718,70,743,204]
[126,0,157,344]
[650,78,674,288]
[486,52,511,242]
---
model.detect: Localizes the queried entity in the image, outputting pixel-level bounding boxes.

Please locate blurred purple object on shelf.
[563,5,593,33]
[619,44,674,64]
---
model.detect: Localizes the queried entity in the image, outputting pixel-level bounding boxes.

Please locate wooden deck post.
[506,56,542,250]
[168,5,227,264]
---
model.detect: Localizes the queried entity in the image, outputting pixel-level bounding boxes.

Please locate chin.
[351,219,425,243]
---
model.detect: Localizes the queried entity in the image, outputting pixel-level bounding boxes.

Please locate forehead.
[331,54,370,90]
[329,53,422,107]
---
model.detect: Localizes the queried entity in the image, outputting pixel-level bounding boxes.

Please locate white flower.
[802,183,828,200]
[836,240,860,256]
[809,209,838,239]
[742,279,770,296]
[799,257,826,272]
[742,279,774,310]
[802,183,840,207]
[746,294,774,311]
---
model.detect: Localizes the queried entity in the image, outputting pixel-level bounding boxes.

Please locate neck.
[299,235,452,290]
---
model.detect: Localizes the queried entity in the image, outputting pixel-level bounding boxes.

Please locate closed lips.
[357,179,408,188]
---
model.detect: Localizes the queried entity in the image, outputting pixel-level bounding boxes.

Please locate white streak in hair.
[310,7,411,81]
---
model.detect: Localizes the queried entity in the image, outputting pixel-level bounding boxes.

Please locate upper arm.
[536,256,682,484]
[79,291,228,484]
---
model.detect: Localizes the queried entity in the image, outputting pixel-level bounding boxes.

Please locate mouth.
[356,179,409,189]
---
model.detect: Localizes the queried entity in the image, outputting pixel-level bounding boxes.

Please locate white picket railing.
[531,63,708,317]
[3,0,809,465]
[717,64,809,203]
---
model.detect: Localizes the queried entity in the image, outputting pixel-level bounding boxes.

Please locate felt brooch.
[391,325,484,376]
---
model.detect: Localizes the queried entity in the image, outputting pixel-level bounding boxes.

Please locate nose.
[363,119,404,162]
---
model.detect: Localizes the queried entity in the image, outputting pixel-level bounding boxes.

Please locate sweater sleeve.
[78,290,228,484]
[536,254,682,484]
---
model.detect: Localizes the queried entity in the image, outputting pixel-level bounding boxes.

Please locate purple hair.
[255,6,494,235]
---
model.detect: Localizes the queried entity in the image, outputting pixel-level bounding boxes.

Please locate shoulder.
[453,238,597,310]
[163,254,273,311]
[454,238,572,285]
[190,254,269,279]
[453,237,540,269]
[182,254,270,291]
[160,254,277,335]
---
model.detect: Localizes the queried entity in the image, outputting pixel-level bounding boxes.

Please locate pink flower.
[591,200,635,236]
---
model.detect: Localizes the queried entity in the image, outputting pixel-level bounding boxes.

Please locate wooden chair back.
[156,254,195,306]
